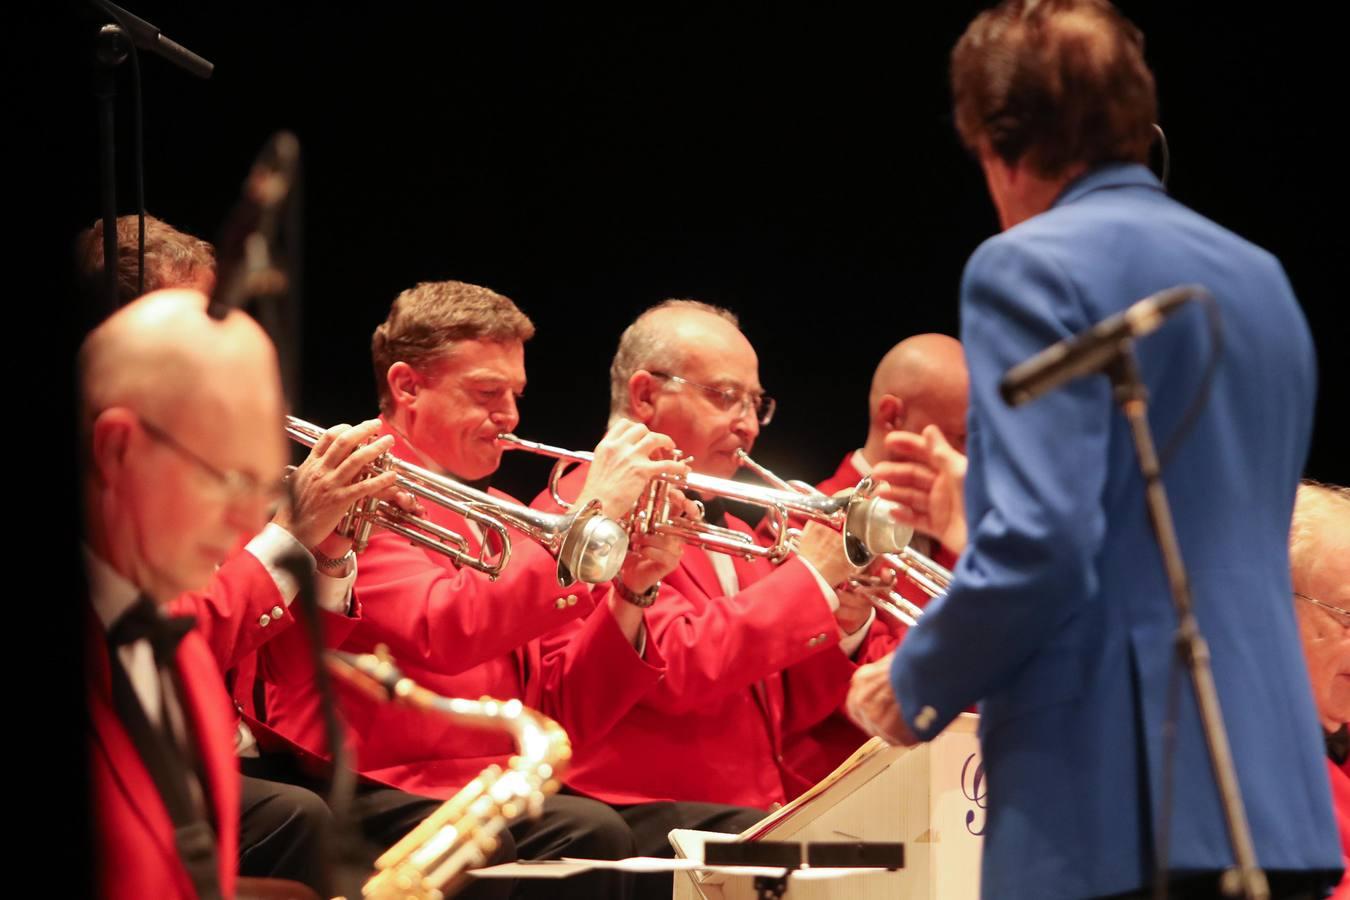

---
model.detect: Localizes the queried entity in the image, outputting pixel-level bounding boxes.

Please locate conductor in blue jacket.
[847,1,1341,897]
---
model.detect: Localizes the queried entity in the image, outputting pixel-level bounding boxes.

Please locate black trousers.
[613,795,768,900]
[504,794,638,900]
[239,753,516,900]
[542,793,766,900]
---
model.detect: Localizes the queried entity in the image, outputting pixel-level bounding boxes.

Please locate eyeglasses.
[137,416,289,509]
[649,371,776,426]
[1296,592,1350,631]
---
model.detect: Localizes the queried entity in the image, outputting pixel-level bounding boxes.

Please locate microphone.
[208,131,302,320]
[90,0,214,78]
[999,284,1207,407]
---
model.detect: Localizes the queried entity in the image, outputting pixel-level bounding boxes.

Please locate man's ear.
[629,370,658,424]
[89,407,136,485]
[387,362,423,410]
[877,394,906,432]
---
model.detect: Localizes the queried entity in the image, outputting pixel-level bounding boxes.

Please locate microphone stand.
[88,0,213,314]
[1105,344,1267,900]
[93,23,129,313]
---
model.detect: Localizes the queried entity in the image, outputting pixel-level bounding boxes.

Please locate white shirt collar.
[850,448,872,477]
[83,546,146,633]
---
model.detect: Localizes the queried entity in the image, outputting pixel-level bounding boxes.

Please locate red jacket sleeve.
[167,549,288,674]
[536,596,666,749]
[346,522,599,676]
[256,596,365,686]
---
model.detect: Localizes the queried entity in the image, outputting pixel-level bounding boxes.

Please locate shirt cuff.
[796,555,841,612]
[244,523,308,605]
[316,563,358,616]
[838,608,876,657]
[245,523,355,615]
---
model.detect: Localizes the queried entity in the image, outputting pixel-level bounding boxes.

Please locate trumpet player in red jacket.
[266,280,692,900]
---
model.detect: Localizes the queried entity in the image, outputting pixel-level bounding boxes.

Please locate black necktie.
[106,597,222,900]
[1326,724,1348,766]
[108,596,195,664]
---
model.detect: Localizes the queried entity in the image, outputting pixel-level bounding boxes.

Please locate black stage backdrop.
[36,4,1345,892]
[64,2,1346,496]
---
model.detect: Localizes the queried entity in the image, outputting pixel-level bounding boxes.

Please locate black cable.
[1159,292,1223,470]
[91,1,147,302]
[131,36,144,297]
[275,540,364,900]
[1153,635,1184,900]
[1151,292,1222,900]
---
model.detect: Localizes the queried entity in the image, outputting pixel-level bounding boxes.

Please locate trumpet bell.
[842,477,915,567]
[556,503,630,585]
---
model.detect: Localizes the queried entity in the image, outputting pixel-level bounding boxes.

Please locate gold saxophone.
[327,648,572,900]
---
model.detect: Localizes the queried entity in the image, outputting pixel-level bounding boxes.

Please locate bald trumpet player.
[265,280,700,900]
[527,299,903,880]
[765,334,971,787]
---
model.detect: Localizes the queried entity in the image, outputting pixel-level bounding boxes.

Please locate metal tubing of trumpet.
[498,433,798,562]
[885,548,952,597]
[901,545,954,586]
[287,417,628,585]
[870,591,924,628]
[737,447,957,593]
[499,433,857,523]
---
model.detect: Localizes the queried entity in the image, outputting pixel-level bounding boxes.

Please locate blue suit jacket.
[890,163,1338,898]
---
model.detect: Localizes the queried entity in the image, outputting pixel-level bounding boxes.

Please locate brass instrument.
[287,416,629,586]
[498,433,911,565]
[846,550,953,626]
[328,649,571,900]
[734,450,953,626]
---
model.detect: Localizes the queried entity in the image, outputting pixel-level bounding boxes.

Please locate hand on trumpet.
[795,520,862,599]
[272,419,423,564]
[872,424,969,554]
[575,419,690,519]
[607,490,698,645]
[833,584,875,636]
[845,653,918,747]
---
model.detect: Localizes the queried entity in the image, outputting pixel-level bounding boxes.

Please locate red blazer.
[168,548,291,678]
[165,540,357,777]
[534,462,892,809]
[265,426,665,799]
[1329,757,1350,900]
[87,607,240,900]
[776,450,964,790]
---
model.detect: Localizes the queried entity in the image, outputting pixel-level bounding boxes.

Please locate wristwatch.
[614,578,660,608]
[312,547,356,578]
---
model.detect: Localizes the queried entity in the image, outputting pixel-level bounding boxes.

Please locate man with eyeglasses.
[531,299,880,862]
[78,215,473,896]
[1291,480,1350,900]
[265,279,698,900]
[81,288,291,899]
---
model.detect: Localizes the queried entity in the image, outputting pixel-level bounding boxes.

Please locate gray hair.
[1290,479,1350,590]
[607,299,739,419]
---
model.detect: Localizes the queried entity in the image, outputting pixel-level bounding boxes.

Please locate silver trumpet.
[286,416,629,587]
[735,451,953,626]
[846,549,953,626]
[497,434,910,565]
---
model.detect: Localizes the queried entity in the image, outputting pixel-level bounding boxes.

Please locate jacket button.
[916,705,938,730]
[566,594,578,607]
[258,613,271,628]
[554,597,567,610]
[271,605,285,619]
